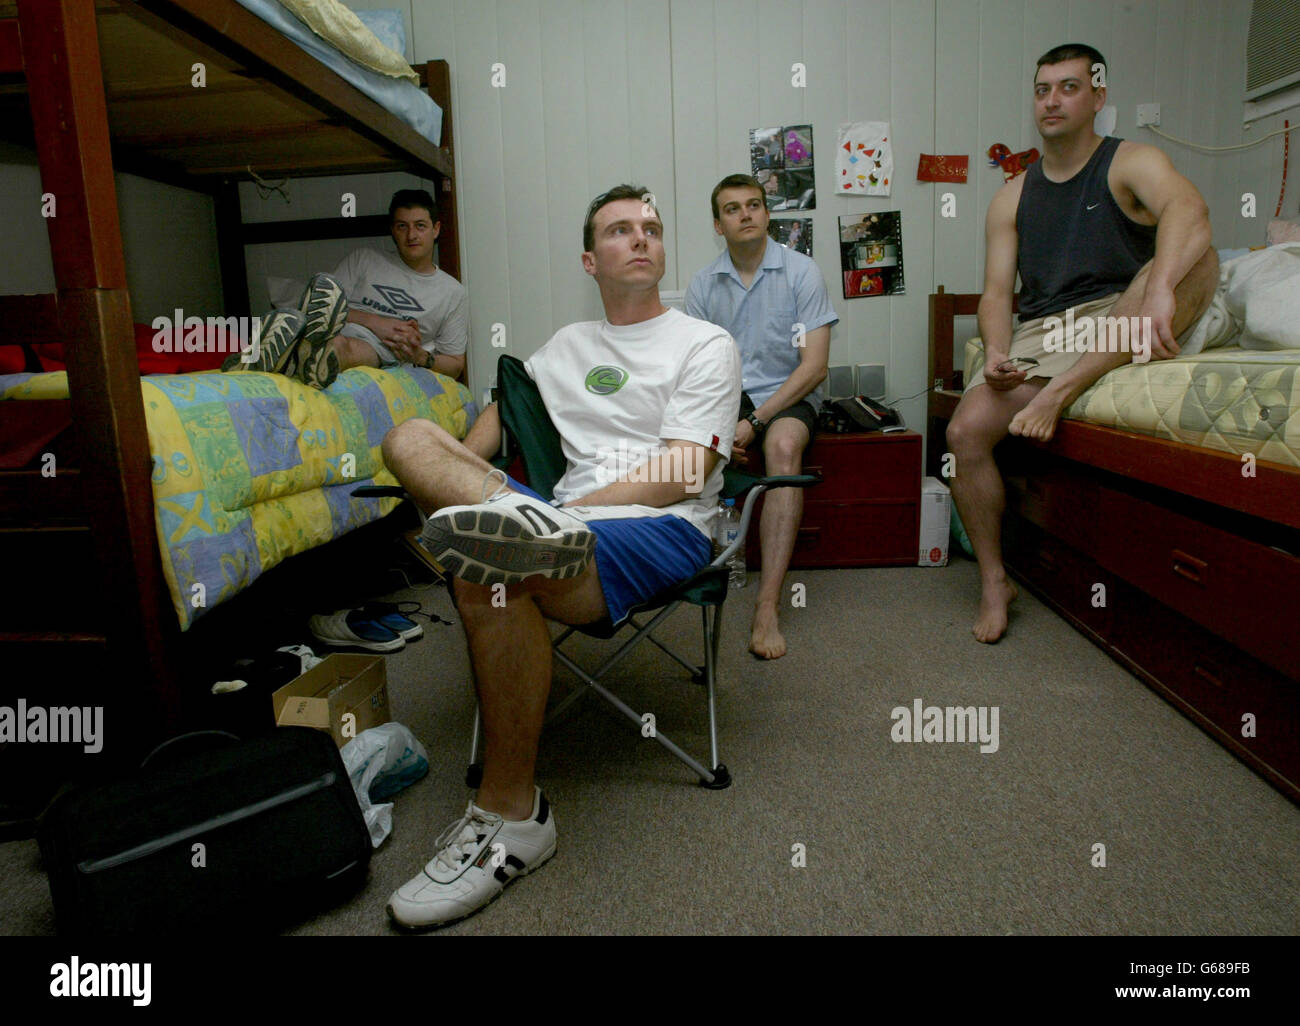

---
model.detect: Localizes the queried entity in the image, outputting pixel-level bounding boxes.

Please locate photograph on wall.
[750,124,815,209]
[839,211,904,298]
[769,218,813,257]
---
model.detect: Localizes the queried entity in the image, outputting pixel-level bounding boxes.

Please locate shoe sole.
[297,274,350,341]
[295,275,347,388]
[295,331,340,389]
[308,617,405,653]
[419,510,595,586]
[385,841,557,932]
[222,311,304,374]
[312,634,404,653]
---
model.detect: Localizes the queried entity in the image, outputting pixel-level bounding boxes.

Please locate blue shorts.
[507,478,712,627]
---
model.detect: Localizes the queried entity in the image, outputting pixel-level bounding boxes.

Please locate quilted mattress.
[964,342,1300,468]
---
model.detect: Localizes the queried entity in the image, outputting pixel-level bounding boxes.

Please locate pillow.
[351,8,408,61]
[1266,218,1300,246]
[278,0,417,83]
[267,275,307,310]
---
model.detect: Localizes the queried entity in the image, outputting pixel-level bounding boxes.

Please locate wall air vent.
[1246,0,1300,100]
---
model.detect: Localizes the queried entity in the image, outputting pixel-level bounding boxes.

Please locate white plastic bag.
[339,722,429,848]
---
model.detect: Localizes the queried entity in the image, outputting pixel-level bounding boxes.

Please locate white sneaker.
[387,787,556,930]
[308,609,404,653]
[420,471,595,586]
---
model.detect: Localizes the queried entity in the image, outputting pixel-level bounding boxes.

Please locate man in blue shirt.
[686,174,839,659]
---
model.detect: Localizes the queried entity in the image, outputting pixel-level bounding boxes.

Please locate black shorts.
[739,392,818,446]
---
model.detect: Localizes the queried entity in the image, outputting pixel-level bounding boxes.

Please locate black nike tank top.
[1016,136,1156,320]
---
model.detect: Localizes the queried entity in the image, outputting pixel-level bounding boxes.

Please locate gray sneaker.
[293,331,341,389]
[221,308,304,373]
[292,273,348,389]
[295,272,349,344]
[419,470,595,586]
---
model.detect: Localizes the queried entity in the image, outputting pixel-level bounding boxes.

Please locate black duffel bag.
[37,727,371,936]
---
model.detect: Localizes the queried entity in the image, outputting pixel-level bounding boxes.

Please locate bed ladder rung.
[0,630,107,645]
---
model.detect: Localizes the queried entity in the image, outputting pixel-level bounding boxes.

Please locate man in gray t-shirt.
[227,189,467,389]
[329,190,468,380]
[330,185,467,377]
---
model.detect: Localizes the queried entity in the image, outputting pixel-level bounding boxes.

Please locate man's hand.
[983,356,1028,391]
[732,419,755,464]
[368,314,422,349]
[1139,281,1179,361]
[386,334,429,366]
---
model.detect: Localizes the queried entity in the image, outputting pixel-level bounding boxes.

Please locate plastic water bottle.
[714,498,746,589]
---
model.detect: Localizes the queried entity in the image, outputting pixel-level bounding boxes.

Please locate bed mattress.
[963,343,1300,468]
[1,366,475,629]
[234,0,442,145]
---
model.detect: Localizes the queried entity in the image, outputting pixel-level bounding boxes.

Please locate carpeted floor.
[2,558,1297,936]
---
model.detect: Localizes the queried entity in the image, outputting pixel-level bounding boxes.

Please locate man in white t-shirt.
[222,189,467,388]
[380,184,741,930]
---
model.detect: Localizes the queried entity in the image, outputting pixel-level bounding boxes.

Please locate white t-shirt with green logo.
[523,307,741,537]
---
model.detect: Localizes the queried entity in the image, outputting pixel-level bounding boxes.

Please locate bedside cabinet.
[743,431,922,569]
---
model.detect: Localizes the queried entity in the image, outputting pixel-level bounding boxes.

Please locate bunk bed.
[0,0,464,752]
[928,288,1300,804]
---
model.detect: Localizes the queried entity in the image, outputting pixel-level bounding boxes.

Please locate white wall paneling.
[4,0,1289,454]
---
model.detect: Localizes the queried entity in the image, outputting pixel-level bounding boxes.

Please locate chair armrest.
[754,473,821,489]
[712,474,821,565]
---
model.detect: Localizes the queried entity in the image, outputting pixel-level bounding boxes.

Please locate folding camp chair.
[359,354,818,789]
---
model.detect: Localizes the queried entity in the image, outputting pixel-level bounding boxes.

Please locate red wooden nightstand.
[743,430,922,568]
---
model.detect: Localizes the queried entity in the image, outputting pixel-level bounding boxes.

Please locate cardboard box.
[272,654,390,746]
[918,476,951,566]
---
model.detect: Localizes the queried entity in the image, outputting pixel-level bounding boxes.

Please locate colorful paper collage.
[836,121,893,196]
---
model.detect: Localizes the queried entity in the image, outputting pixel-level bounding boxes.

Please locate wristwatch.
[421,350,433,370]
[745,411,766,432]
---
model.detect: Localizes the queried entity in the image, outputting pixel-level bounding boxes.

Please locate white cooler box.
[918,476,950,566]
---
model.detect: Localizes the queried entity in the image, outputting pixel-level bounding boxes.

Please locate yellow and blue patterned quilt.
[1,366,476,629]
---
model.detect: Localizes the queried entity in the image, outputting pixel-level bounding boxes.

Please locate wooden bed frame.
[928,288,1300,804]
[0,0,460,754]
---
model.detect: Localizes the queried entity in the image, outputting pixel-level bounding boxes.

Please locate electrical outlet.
[1136,103,1161,127]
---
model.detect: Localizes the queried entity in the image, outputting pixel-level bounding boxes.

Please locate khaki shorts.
[965,293,1123,392]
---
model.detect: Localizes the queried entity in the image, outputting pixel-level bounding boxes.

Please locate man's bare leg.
[382,417,508,512]
[946,381,1044,642]
[334,333,382,372]
[454,566,607,820]
[1009,247,1220,441]
[750,418,810,659]
[385,416,611,818]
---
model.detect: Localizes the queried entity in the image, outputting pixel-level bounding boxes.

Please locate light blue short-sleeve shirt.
[685,237,838,408]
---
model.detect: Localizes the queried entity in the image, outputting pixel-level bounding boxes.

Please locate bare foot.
[973,577,1019,643]
[749,604,787,659]
[1008,386,1068,441]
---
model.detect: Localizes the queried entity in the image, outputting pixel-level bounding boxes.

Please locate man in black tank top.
[945,44,1218,644]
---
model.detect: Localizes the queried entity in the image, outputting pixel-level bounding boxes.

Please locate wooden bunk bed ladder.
[8,0,182,744]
